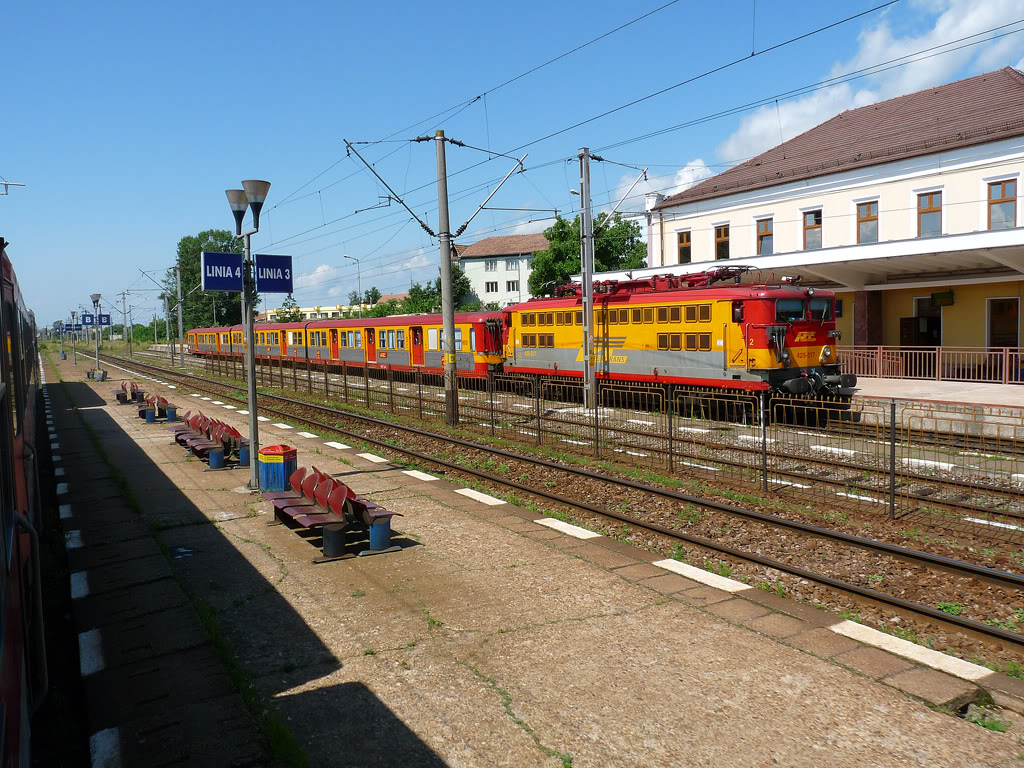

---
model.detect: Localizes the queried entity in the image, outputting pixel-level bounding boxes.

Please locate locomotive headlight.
[822,346,832,359]
[782,350,791,362]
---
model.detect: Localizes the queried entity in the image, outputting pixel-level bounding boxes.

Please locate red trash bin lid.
[259,444,293,456]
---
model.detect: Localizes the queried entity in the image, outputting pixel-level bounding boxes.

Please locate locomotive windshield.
[809,298,832,321]
[775,299,805,322]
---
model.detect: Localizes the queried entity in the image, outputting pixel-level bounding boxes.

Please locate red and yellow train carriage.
[503,269,855,396]
[188,311,504,377]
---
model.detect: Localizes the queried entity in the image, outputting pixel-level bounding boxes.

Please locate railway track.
[127,350,1024,528]
[102,352,1024,656]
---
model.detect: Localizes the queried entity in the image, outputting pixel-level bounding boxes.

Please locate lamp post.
[90,293,102,372]
[344,254,362,318]
[226,179,271,490]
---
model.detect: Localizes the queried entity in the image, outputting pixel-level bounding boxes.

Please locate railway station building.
[609,66,1024,382]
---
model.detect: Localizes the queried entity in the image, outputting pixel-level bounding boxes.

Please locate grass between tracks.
[43,349,309,767]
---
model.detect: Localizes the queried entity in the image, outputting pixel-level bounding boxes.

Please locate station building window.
[756,218,773,255]
[803,210,822,250]
[714,225,729,260]
[989,180,1017,230]
[677,231,691,264]
[857,201,878,243]
[485,281,498,293]
[918,192,942,237]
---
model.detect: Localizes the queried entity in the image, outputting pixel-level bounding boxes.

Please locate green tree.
[363,286,382,305]
[347,289,361,306]
[164,229,247,331]
[398,265,475,314]
[527,214,646,296]
[276,293,304,322]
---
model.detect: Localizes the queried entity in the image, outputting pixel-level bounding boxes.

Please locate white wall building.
[614,67,1024,351]
[457,233,549,308]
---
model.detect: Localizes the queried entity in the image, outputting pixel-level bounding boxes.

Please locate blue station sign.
[71,324,83,332]
[254,254,293,294]
[81,313,95,325]
[98,314,111,326]
[201,251,244,292]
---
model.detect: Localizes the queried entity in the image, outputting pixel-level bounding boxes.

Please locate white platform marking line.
[238,410,249,415]
[902,457,954,470]
[356,452,388,463]
[454,488,506,505]
[403,469,438,482]
[59,504,72,520]
[966,516,1024,532]
[167,385,177,389]
[201,397,212,401]
[71,571,90,599]
[211,400,225,405]
[296,431,318,439]
[222,405,237,410]
[257,416,270,422]
[271,422,294,429]
[191,393,202,397]
[677,460,722,472]
[324,441,351,450]
[829,620,991,681]
[65,530,84,549]
[836,492,886,504]
[56,482,69,496]
[535,518,601,539]
[652,559,751,593]
[89,728,121,768]
[768,478,811,489]
[810,444,858,456]
[78,629,105,675]
[55,467,65,477]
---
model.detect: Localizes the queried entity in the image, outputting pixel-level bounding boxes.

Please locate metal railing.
[838,345,1024,384]
[200,353,1024,539]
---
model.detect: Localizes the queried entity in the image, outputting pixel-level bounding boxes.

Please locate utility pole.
[175,264,185,367]
[153,313,158,345]
[435,130,458,426]
[164,295,172,362]
[70,311,77,365]
[121,292,128,351]
[579,147,596,409]
[128,303,134,358]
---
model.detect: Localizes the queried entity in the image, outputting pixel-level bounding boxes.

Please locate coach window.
[698,333,712,351]
[428,328,438,350]
[397,329,405,349]
[379,330,387,349]
[470,328,477,351]
[455,328,463,351]
[657,334,669,350]
[714,225,729,260]
[803,210,822,250]
[685,333,697,351]
[575,311,583,324]
[643,308,654,323]
[340,332,348,348]
[669,333,682,351]
[387,330,395,348]
[354,331,361,348]
[618,309,628,324]
[657,307,668,323]
[776,299,805,322]
[608,310,618,325]
[698,304,711,323]
[677,231,691,264]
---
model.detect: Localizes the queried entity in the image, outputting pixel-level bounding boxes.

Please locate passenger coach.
[188,312,505,377]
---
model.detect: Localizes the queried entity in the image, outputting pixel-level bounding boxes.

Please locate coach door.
[329,329,339,360]
[411,326,424,365]
[365,327,376,362]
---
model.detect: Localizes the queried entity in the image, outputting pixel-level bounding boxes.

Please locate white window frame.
[485,260,497,272]
[505,258,517,271]
[428,328,438,350]
[506,280,519,292]
[485,281,498,293]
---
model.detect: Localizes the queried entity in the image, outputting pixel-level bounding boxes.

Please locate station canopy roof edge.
[581,227,1024,293]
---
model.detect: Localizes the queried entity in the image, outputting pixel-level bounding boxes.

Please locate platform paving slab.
[53,354,1024,766]
[837,645,917,679]
[73,578,187,630]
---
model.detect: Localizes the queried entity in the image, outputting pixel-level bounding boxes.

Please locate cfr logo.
[793,331,817,342]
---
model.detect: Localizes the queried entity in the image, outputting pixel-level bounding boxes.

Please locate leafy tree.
[276,293,304,323]
[397,265,475,315]
[363,286,382,305]
[164,229,248,332]
[347,290,361,306]
[527,213,646,296]
[368,299,401,318]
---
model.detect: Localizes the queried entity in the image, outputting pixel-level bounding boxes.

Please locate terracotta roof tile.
[657,67,1024,209]
[458,233,550,258]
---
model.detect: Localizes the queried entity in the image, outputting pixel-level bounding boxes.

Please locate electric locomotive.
[503,268,856,396]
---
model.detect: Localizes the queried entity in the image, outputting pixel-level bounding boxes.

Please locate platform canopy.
[584,226,1024,293]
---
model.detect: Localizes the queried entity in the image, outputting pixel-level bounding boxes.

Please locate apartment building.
[457,233,549,307]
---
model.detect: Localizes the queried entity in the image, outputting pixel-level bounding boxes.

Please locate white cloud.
[600,159,713,215]
[506,218,550,235]
[717,0,1024,161]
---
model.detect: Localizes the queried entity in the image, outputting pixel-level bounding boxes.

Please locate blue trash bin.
[257,445,296,491]
[209,447,225,470]
[145,408,156,424]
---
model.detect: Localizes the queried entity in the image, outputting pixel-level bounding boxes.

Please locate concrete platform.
[46,353,1024,766]
[856,376,1024,408]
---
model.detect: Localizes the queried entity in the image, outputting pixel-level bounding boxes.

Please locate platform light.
[241,179,271,230]
[225,189,248,236]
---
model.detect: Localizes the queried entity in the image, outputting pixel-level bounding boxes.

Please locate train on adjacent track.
[0,237,45,767]
[188,267,856,398]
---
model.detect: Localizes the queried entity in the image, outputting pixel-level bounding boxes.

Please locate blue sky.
[4,0,1024,326]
